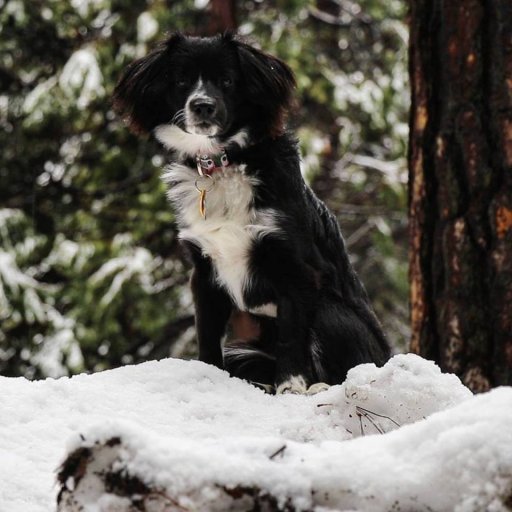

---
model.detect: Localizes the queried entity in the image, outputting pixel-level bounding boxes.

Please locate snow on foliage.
[59,47,105,109]
[1,354,511,511]
[90,235,173,304]
[0,209,83,375]
[137,12,159,43]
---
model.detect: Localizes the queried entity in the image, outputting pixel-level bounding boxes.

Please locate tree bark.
[408,0,512,391]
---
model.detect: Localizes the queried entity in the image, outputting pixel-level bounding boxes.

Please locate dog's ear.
[233,39,296,136]
[113,33,183,134]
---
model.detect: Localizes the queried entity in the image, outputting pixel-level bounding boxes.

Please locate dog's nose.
[190,98,217,119]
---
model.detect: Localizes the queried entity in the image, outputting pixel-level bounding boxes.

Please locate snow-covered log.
[57,436,295,511]
[53,355,512,512]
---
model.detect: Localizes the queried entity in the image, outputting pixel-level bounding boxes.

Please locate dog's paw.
[306,382,331,395]
[276,375,308,395]
[276,377,331,395]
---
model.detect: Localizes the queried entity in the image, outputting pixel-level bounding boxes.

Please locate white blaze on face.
[185,77,220,136]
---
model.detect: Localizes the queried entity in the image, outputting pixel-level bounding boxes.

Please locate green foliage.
[0,0,409,378]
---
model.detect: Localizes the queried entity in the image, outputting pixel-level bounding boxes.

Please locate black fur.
[114,33,390,393]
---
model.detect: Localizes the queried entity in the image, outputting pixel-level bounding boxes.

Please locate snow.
[89,242,166,303]
[23,76,58,115]
[137,12,159,43]
[59,47,105,109]
[31,326,83,378]
[70,0,105,18]
[1,354,511,511]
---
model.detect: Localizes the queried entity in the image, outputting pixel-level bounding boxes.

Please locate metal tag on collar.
[196,150,229,176]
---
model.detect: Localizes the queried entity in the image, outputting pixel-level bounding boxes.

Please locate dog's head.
[113,33,296,150]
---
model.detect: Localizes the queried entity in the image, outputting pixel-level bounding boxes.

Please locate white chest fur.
[162,164,279,316]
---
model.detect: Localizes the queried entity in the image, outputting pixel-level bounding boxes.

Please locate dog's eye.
[221,77,233,88]
[176,77,189,88]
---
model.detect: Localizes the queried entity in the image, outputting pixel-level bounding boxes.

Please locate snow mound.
[335,353,473,436]
[1,354,511,512]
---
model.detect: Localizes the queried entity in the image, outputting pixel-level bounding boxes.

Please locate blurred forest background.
[0,0,409,379]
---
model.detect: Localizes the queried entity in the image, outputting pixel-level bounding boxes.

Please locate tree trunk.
[206,0,237,35]
[408,0,512,391]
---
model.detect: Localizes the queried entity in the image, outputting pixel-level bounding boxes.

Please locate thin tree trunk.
[408,0,512,391]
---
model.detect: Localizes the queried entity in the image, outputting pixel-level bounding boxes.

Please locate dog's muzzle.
[186,92,226,136]
[189,98,217,121]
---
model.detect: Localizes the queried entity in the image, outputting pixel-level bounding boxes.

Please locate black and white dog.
[114,32,390,394]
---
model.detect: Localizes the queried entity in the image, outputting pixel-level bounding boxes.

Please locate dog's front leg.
[274,294,314,394]
[190,260,232,370]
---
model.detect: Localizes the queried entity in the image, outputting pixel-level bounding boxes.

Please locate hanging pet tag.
[195,176,215,219]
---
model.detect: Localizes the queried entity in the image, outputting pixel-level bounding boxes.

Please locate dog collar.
[196,150,230,176]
